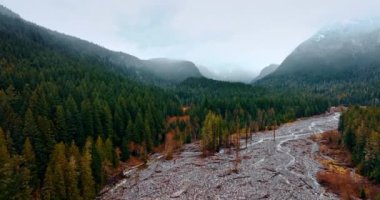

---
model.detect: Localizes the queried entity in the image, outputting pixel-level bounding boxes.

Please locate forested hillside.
[0,6,202,86]
[0,54,182,199]
[339,106,380,182]
[256,19,380,105]
[143,58,203,82]
[251,64,279,82]
[0,7,184,199]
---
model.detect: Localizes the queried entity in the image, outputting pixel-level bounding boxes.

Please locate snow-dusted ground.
[100,112,340,200]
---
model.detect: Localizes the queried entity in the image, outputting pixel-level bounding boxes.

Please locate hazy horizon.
[2,0,380,76]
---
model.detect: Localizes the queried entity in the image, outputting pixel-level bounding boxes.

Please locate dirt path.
[100,113,340,200]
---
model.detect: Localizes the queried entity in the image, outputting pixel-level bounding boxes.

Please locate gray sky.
[2,0,380,74]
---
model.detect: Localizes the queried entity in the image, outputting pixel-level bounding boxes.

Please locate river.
[100,112,340,199]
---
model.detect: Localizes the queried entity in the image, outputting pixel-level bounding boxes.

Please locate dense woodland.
[0,54,182,199]
[177,77,331,151]
[339,106,380,183]
[0,12,184,199]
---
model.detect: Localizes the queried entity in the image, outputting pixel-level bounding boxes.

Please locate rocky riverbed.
[100,112,340,200]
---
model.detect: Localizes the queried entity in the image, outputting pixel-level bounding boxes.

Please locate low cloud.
[2,0,380,74]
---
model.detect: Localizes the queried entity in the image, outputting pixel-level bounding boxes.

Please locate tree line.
[0,56,181,199]
[339,106,380,183]
[175,77,331,153]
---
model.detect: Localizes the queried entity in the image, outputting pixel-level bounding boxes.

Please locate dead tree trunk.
[234,123,240,173]
[245,125,248,149]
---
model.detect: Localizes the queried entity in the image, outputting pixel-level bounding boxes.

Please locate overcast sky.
[2,0,380,74]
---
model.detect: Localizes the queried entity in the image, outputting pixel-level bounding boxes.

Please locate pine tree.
[143,119,153,152]
[36,116,55,177]
[68,141,81,165]
[51,143,67,200]
[95,136,105,161]
[42,165,54,200]
[91,143,102,190]
[133,113,144,144]
[55,106,68,143]
[22,138,38,192]
[65,96,82,146]
[103,103,113,138]
[23,108,40,144]
[66,156,81,200]
[81,99,94,139]
[104,137,116,167]
[93,98,103,138]
[113,107,124,145]
[0,128,32,200]
[81,139,96,200]
[0,127,12,199]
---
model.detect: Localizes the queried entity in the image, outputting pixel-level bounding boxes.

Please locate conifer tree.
[81,139,96,200]
[55,106,68,143]
[133,113,144,144]
[47,142,68,200]
[42,165,54,200]
[81,99,94,138]
[22,138,38,191]
[23,108,39,143]
[0,127,12,199]
[66,156,81,200]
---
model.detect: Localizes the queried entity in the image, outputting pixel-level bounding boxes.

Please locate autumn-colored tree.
[22,138,38,193]
[66,156,81,200]
[80,139,96,200]
[42,165,54,200]
[0,128,32,200]
[201,111,225,154]
[51,143,67,200]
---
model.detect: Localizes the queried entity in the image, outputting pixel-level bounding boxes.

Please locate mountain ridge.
[251,64,279,83]
[256,18,380,104]
[0,5,202,85]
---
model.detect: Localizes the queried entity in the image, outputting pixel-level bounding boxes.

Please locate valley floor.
[100,112,340,200]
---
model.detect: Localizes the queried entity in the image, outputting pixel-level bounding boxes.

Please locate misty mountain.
[262,19,380,82]
[0,6,201,85]
[143,58,202,82]
[256,19,380,104]
[0,4,20,19]
[198,65,256,83]
[251,64,279,83]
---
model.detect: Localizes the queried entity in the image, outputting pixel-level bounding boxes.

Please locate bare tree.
[245,123,249,149]
[233,117,240,173]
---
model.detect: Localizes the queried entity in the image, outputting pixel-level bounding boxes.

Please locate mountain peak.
[256,17,380,91]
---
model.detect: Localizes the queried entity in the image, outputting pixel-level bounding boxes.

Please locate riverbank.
[312,131,380,199]
[100,113,340,199]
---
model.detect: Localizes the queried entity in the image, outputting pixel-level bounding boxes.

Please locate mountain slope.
[251,64,279,82]
[0,6,201,85]
[0,5,184,199]
[143,58,202,82]
[198,65,256,83]
[256,19,380,104]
